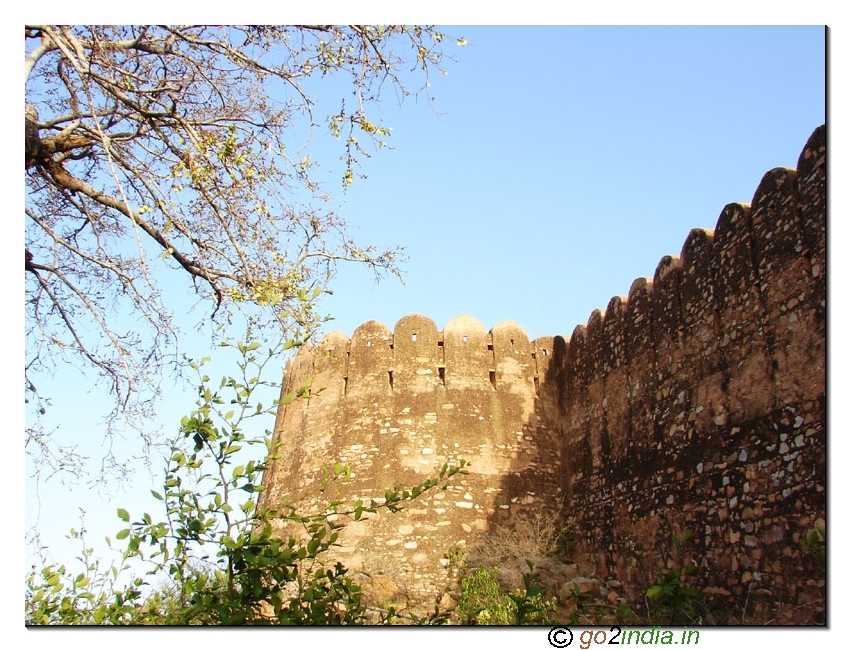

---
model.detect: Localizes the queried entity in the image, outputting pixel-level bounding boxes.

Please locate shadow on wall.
[260,125,825,624]
[489,124,826,624]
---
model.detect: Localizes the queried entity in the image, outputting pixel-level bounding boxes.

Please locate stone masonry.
[260,314,564,604]
[260,125,826,620]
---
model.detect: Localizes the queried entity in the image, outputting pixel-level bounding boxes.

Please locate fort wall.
[551,125,825,615]
[261,314,565,603]
[260,125,826,618]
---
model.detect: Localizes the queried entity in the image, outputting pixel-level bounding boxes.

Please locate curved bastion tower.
[260,125,825,620]
[259,313,565,604]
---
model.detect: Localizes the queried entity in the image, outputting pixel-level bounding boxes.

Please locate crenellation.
[796,126,826,324]
[711,203,761,336]
[348,320,393,396]
[602,299,630,461]
[602,296,627,374]
[586,309,607,382]
[261,125,825,622]
[443,315,491,392]
[566,323,588,397]
[651,256,685,454]
[679,228,719,377]
[313,330,349,399]
[709,203,774,424]
[624,277,656,460]
[750,168,804,300]
[585,309,607,470]
[393,314,440,394]
[492,320,534,393]
[530,335,553,377]
[749,168,813,412]
[625,277,654,354]
[563,324,589,454]
[651,255,683,365]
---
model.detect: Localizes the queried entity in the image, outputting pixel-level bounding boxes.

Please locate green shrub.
[800,524,825,573]
[456,562,556,625]
[26,330,466,625]
[645,529,705,625]
[457,567,516,625]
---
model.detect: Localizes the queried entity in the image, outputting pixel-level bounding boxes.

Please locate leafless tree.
[25,25,455,476]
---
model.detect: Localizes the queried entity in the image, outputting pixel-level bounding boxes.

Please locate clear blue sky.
[320,26,826,343]
[20,22,831,640]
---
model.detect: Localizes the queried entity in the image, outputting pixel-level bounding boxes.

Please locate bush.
[25,329,467,625]
[457,567,516,625]
[645,529,706,625]
[455,562,556,625]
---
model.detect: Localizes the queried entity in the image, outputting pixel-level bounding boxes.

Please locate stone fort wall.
[260,125,825,616]
[260,313,566,603]
[551,124,825,614]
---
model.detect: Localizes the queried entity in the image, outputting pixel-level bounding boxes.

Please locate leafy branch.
[26,331,467,625]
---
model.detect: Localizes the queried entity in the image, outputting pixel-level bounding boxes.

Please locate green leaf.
[117,508,130,522]
[150,490,164,501]
[646,585,663,599]
[116,528,131,540]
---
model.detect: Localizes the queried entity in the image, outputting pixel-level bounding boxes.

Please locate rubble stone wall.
[552,124,825,613]
[260,125,826,615]
[260,314,565,603]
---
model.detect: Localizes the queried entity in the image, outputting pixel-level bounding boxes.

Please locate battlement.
[261,125,826,621]
[283,314,557,400]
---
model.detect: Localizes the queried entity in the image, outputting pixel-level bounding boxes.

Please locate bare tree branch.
[25,24,457,478]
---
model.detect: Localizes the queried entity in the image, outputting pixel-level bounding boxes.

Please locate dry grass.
[458,504,576,595]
